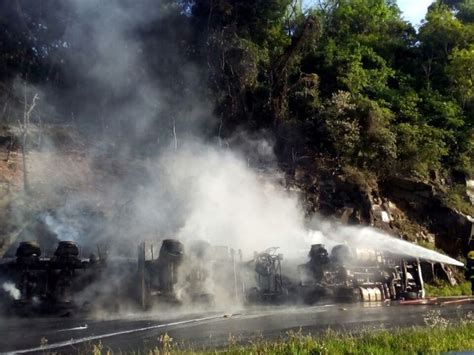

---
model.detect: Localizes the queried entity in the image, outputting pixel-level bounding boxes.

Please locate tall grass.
[424,281,472,297]
[80,315,474,355]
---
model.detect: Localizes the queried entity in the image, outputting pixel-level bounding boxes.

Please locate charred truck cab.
[137,240,243,309]
[138,239,184,309]
[0,240,105,315]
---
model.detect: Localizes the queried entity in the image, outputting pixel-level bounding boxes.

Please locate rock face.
[382,177,472,257]
[287,157,473,259]
[291,162,374,225]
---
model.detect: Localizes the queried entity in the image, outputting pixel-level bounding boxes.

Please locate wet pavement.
[0,301,473,354]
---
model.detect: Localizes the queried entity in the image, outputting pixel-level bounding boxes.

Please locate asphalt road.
[0,302,473,354]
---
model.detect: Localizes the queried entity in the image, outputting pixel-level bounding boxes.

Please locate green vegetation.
[83,320,474,354]
[1,0,473,184]
[443,184,474,216]
[425,280,473,296]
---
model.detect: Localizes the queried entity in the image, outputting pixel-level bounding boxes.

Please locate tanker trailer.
[298,244,424,303]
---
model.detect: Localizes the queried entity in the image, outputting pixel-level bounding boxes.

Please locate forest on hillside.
[0,0,473,257]
[1,0,472,181]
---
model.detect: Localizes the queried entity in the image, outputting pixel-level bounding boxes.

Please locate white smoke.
[2,282,20,300]
[43,213,82,243]
[130,141,464,266]
[23,136,463,268]
[60,0,209,143]
[130,142,307,259]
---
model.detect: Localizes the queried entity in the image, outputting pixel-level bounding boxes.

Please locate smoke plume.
[2,282,20,301]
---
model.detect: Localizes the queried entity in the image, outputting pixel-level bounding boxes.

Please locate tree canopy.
[0,0,473,181]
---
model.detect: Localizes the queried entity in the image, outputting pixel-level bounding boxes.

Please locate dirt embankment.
[0,125,113,256]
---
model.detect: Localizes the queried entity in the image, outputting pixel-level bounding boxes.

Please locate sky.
[397,0,434,25]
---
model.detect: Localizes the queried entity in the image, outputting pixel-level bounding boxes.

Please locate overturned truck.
[0,238,432,315]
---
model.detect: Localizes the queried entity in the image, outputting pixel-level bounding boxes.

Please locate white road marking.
[56,324,88,332]
[3,315,224,354]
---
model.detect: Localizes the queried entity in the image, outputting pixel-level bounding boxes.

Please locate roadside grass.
[424,280,472,297]
[79,313,474,355]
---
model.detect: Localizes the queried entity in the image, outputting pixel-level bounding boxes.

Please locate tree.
[18,90,39,194]
[396,123,449,177]
[418,2,468,89]
[0,0,70,84]
[447,45,474,107]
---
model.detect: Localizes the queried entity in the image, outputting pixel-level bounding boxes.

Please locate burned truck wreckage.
[0,241,106,315]
[297,244,424,303]
[0,238,436,316]
[246,244,424,305]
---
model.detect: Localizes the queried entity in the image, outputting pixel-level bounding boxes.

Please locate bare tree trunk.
[18,90,39,194]
[1,100,9,122]
[3,93,13,161]
[218,113,223,147]
[21,129,28,192]
[172,116,178,151]
[22,85,28,193]
[37,114,44,150]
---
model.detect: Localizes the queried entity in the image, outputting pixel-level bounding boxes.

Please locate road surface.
[0,302,473,354]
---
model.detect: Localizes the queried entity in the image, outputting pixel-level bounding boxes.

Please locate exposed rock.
[286,155,472,263]
[382,177,472,257]
[385,177,436,200]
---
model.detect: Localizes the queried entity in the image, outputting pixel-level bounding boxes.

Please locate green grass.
[424,281,472,297]
[442,184,474,217]
[81,317,474,355]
